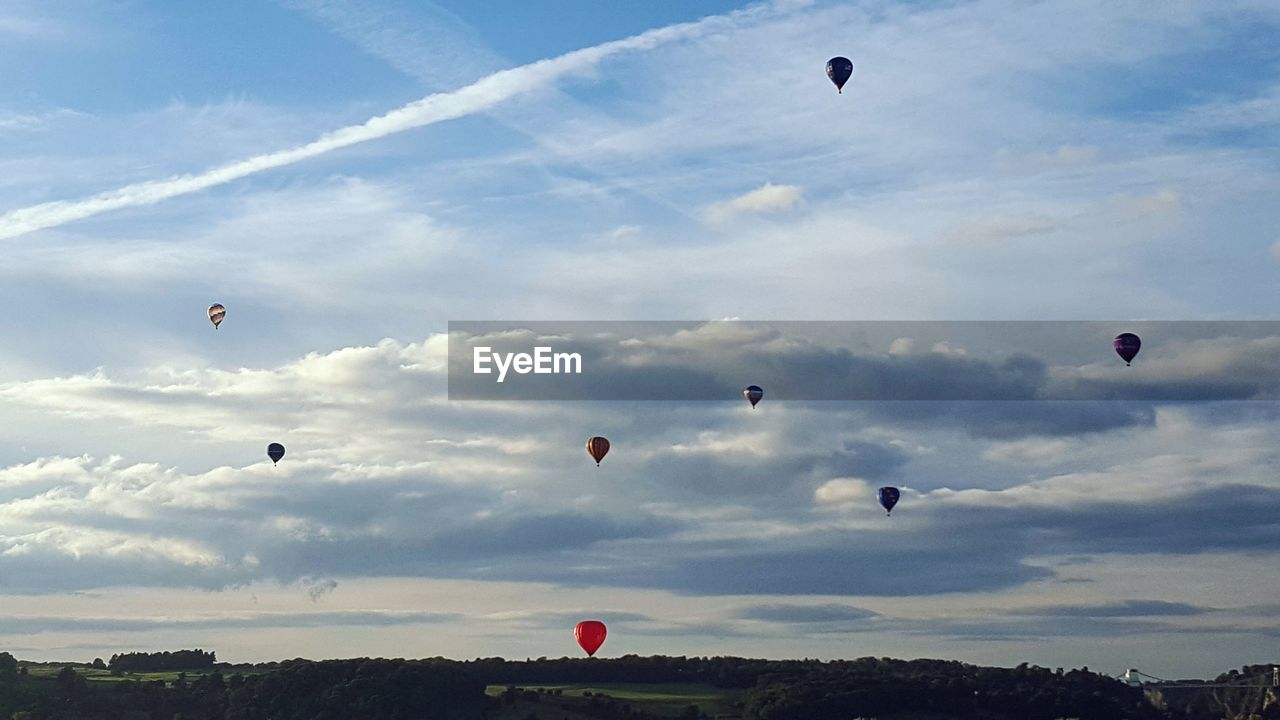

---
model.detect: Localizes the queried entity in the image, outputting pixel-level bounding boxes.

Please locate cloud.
[947,213,1057,243]
[0,13,57,38]
[869,401,1157,439]
[994,145,1099,175]
[981,438,1077,465]
[305,578,338,602]
[734,603,878,624]
[0,331,1273,615]
[1168,83,1280,133]
[0,109,83,135]
[0,3,792,240]
[0,610,460,634]
[1009,600,1210,618]
[277,0,504,91]
[702,183,803,225]
[813,478,873,507]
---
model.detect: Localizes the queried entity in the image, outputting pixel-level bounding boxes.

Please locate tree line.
[0,650,1272,719]
[108,651,217,674]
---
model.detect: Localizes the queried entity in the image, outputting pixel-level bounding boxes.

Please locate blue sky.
[0,0,1277,678]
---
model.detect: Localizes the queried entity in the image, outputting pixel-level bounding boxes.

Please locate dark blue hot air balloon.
[267,443,285,465]
[744,385,764,409]
[1113,333,1141,366]
[878,486,900,516]
[826,56,853,93]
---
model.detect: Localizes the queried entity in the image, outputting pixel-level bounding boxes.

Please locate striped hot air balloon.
[586,436,610,466]
[208,304,226,329]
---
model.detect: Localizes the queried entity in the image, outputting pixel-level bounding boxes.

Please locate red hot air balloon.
[586,436,610,466]
[1113,333,1141,366]
[575,620,607,657]
[744,385,764,409]
[208,304,226,329]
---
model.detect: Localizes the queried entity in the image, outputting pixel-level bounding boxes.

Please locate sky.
[0,0,1277,679]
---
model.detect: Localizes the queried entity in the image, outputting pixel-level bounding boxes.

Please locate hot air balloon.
[744,385,764,409]
[586,437,610,466]
[878,486,900,515]
[208,304,226,329]
[1113,333,1141,366]
[267,443,285,465]
[575,620,607,657]
[826,56,853,93]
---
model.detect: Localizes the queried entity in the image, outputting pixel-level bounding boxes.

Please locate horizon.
[0,0,1276,681]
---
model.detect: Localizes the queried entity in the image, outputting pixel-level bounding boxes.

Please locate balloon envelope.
[878,486,900,514]
[267,443,285,465]
[826,56,853,92]
[586,437,610,466]
[744,385,764,408]
[1114,333,1141,365]
[208,304,226,328]
[575,620,607,656]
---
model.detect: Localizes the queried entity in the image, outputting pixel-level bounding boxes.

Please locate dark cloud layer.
[865,401,1158,439]
[1009,600,1210,618]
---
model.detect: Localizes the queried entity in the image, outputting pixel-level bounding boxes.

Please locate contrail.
[0,4,778,241]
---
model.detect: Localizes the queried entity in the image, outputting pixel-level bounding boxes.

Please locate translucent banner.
[446,321,1280,401]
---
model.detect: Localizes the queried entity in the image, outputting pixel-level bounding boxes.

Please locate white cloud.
[0,108,83,134]
[814,478,872,507]
[995,145,1099,175]
[935,409,1278,510]
[0,3,791,241]
[947,213,1058,243]
[702,183,803,225]
[982,438,1077,465]
[888,337,915,355]
[929,341,968,357]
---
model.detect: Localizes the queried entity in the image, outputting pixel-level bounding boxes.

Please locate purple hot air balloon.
[826,56,854,93]
[744,385,764,409]
[1113,333,1141,367]
[877,486,900,516]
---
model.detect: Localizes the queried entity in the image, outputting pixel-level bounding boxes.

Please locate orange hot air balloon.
[586,436,610,466]
[208,303,226,329]
[575,620,607,657]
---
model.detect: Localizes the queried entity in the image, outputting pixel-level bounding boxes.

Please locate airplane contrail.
[0,4,780,241]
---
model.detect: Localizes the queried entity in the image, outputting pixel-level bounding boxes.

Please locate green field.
[486,682,743,718]
[22,665,261,684]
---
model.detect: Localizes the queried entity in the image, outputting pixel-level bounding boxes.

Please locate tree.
[92,658,107,670]
[56,666,86,697]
